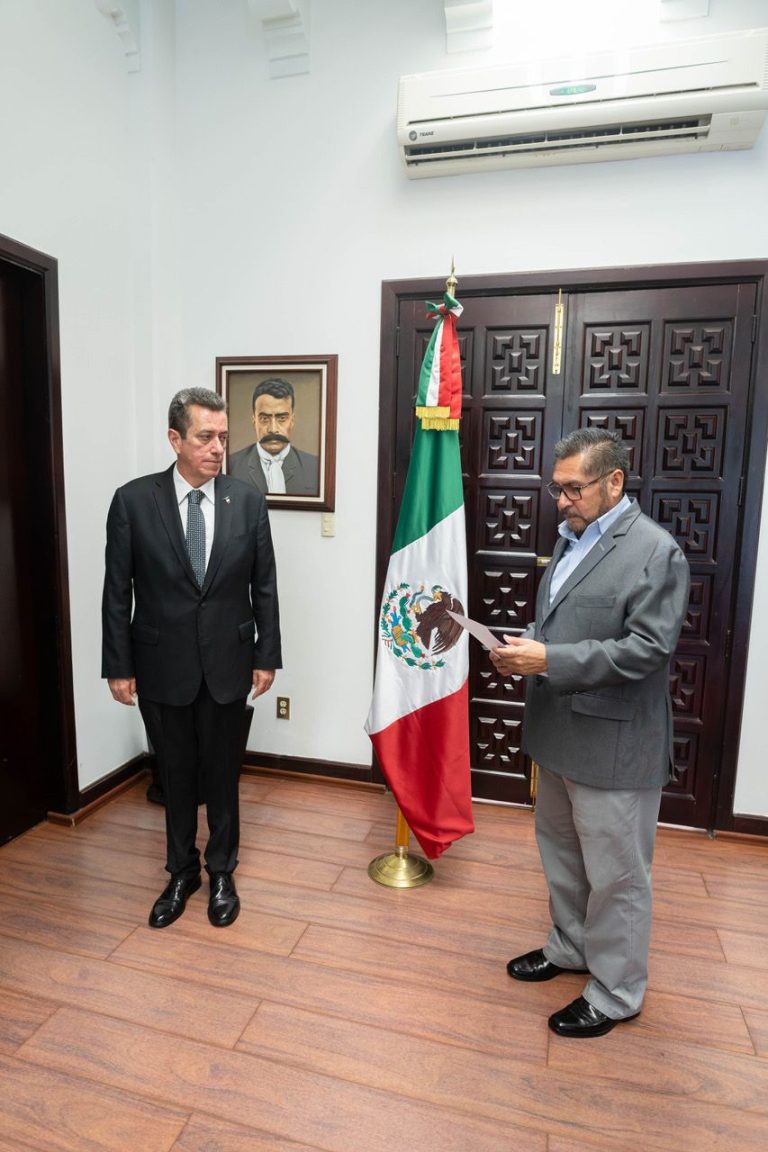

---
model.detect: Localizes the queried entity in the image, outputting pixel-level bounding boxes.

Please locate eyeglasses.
[545,471,613,501]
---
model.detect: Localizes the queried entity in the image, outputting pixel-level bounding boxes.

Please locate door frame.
[0,231,79,815]
[378,260,768,836]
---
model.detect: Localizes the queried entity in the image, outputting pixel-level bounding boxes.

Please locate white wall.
[0,0,153,786]
[1,0,766,812]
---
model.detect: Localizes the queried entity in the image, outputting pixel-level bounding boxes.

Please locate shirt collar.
[173,465,216,506]
[558,493,631,545]
[257,443,290,465]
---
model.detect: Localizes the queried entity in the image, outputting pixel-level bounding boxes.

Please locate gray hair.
[168,388,226,437]
[553,428,629,485]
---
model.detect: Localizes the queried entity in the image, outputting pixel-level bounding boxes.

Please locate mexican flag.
[365,292,473,859]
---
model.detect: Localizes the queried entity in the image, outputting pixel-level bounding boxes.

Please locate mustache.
[259,433,290,446]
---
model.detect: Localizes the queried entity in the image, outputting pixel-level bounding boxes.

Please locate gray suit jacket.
[228,443,320,496]
[522,500,689,790]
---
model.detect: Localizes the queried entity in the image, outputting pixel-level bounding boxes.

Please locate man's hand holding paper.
[490,634,548,677]
[446,610,548,675]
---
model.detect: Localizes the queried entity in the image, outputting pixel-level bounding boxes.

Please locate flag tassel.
[368,806,435,888]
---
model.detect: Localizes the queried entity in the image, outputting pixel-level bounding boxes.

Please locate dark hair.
[168,388,226,437]
[251,378,295,411]
[553,428,629,485]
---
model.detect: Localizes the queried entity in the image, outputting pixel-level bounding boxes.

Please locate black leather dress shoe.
[507,948,589,982]
[548,996,639,1038]
[208,872,240,927]
[148,873,201,929]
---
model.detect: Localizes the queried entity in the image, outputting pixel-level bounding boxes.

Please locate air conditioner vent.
[405,117,709,163]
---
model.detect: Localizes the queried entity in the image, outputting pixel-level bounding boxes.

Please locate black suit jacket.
[102,466,282,706]
[228,443,320,496]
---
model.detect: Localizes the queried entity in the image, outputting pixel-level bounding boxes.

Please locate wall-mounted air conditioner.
[398,28,768,177]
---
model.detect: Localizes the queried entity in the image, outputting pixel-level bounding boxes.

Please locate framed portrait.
[216,354,337,511]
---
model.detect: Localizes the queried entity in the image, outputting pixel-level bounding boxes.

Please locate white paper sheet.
[446,609,501,651]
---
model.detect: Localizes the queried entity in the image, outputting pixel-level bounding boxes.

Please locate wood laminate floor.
[1,773,767,1151]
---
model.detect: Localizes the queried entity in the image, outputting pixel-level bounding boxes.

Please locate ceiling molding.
[95,0,141,72]
[248,0,310,78]
[444,0,494,54]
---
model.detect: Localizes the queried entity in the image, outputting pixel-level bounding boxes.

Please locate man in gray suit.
[491,428,689,1038]
[228,378,319,496]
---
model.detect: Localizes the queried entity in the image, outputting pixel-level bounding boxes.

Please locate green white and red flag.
[365,291,473,859]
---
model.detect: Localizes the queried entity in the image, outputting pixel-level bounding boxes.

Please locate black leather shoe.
[507,948,588,982]
[208,872,240,927]
[548,996,639,1038]
[148,873,201,928]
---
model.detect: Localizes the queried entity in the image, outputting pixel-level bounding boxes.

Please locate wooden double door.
[383,275,759,830]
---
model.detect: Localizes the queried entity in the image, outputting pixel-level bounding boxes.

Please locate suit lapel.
[281,447,299,485]
[543,537,617,622]
[153,466,200,592]
[203,473,234,592]
[540,502,640,624]
[246,446,267,493]
[538,536,568,615]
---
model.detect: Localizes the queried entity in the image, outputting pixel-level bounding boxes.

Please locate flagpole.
[366,259,470,887]
[368,806,435,888]
[446,256,457,297]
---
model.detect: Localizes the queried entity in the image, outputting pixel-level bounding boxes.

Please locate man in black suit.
[102,387,282,929]
[228,378,319,495]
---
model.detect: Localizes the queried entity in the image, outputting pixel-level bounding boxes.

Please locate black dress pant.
[139,682,247,879]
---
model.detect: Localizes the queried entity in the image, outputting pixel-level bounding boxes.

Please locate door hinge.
[751,314,758,343]
[738,475,745,506]
[395,325,400,358]
[724,628,733,663]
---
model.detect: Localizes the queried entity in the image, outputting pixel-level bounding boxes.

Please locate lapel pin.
[224,496,231,504]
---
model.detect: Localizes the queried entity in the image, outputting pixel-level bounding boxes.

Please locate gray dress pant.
[535,763,662,1018]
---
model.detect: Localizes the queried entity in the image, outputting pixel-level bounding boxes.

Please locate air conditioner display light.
[549,84,598,96]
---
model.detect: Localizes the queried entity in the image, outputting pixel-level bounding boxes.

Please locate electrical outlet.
[276,696,290,720]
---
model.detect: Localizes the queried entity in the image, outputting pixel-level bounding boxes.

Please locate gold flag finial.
[446,258,458,297]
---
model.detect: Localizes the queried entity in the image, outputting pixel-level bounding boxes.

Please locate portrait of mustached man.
[228,378,320,496]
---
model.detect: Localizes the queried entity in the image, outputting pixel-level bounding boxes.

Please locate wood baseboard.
[47,754,151,826]
[242,751,378,787]
[45,750,383,828]
[730,813,768,837]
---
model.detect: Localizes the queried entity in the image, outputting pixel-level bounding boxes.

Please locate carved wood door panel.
[389,279,757,829]
[562,285,755,827]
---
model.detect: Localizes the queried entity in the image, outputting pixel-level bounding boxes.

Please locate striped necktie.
[186,489,206,586]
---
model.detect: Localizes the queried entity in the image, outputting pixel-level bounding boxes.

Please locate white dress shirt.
[173,466,216,571]
[256,443,289,494]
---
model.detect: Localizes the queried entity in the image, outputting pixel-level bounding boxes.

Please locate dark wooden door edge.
[379,261,768,833]
[0,231,78,814]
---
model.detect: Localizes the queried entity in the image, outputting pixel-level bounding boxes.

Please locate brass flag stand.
[368,806,434,888]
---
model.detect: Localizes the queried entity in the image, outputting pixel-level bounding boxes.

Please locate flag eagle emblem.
[380,583,465,670]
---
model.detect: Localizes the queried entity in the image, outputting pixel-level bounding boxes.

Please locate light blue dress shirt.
[548,494,631,605]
